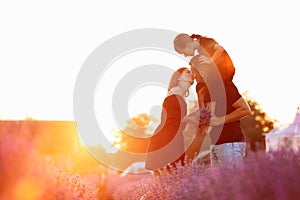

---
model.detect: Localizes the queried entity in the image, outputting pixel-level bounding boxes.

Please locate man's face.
[174,36,196,57]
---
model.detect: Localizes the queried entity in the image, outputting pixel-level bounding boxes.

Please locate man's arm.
[208,97,251,126]
[199,43,224,64]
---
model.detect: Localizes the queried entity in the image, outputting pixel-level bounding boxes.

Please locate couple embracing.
[145,33,251,173]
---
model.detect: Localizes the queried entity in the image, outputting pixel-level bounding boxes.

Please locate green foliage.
[241,92,278,151]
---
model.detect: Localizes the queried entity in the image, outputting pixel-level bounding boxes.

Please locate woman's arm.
[182,116,198,126]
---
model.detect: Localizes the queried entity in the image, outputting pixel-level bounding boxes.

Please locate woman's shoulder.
[164,92,185,106]
[165,93,181,101]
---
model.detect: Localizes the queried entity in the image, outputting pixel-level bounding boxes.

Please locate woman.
[145,67,196,173]
[174,33,235,81]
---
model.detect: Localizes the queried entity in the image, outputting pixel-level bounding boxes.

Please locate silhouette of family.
[145,33,251,173]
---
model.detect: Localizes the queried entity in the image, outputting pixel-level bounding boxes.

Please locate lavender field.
[1,120,300,200]
[113,149,300,200]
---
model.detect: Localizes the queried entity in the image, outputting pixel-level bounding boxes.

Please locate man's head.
[174,33,198,57]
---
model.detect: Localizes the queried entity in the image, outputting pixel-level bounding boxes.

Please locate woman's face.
[181,69,194,84]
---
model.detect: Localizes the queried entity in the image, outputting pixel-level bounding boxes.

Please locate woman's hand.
[198,125,210,135]
[182,116,198,126]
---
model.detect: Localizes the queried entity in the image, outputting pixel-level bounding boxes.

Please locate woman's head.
[174,33,199,57]
[168,67,194,92]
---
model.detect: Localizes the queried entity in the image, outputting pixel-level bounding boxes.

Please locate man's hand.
[198,55,213,64]
[209,115,225,126]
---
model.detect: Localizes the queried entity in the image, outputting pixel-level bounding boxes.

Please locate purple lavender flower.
[113,147,300,200]
[192,103,211,127]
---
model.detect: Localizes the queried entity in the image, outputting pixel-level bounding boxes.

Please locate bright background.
[1,0,299,126]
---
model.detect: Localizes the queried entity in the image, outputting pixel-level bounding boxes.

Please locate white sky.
[1,0,299,126]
